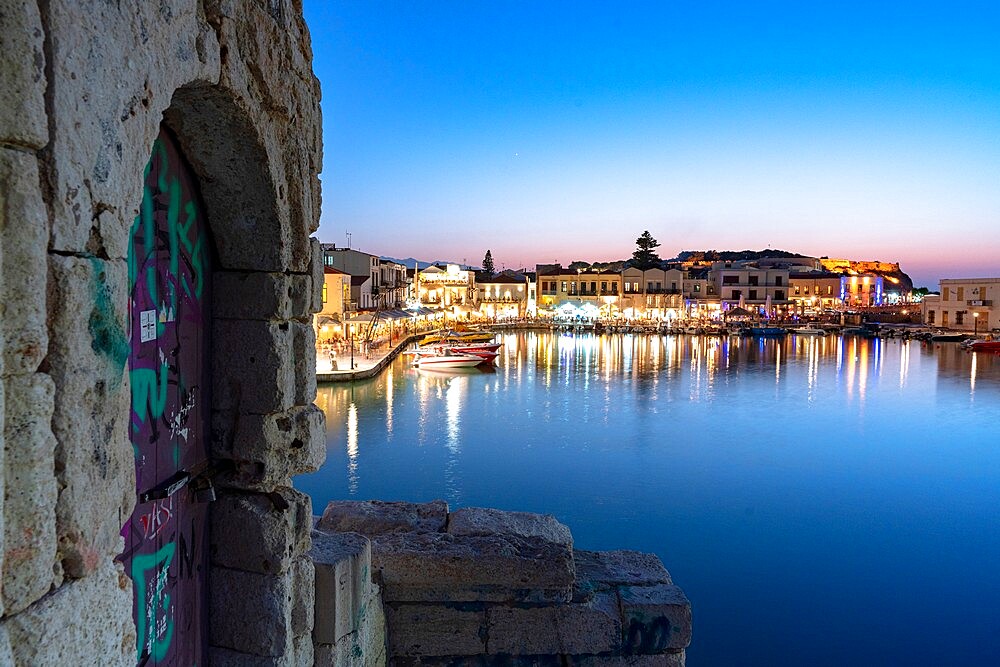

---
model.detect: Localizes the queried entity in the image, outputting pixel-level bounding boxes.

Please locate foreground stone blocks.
[210,487,312,575]
[318,499,448,535]
[313,501,691,665]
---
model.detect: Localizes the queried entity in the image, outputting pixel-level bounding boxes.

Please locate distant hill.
[380,256,480,271]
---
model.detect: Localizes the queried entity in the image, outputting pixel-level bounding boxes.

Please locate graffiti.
[88,256,130,375]
[133,542,176,663]
[125,127,211,666]
[137,496,174,541]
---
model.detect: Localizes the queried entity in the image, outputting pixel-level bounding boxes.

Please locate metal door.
[123,126,212,666]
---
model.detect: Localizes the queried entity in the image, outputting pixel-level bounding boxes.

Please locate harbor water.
[297,331,1000,666]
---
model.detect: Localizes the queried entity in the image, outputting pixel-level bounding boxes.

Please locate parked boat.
[793,327,827,336]
[411,351,485,368]
[745,326,787,337]
[968,340,1000,353]
[420,329,495,345]
[929,332,967,343]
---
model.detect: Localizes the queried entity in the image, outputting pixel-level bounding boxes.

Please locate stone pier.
[309,501,691,666]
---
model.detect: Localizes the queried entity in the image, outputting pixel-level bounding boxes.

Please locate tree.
[481,249,495,276]
[632,231,661,270]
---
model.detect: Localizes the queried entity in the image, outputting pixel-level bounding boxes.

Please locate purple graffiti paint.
[122,126,212,666]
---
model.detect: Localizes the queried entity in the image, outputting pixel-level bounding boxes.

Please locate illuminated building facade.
[476,272,530,319]
[923,278,1000,332]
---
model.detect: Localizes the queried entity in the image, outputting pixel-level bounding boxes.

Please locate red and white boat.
[968,340,1000,353]
[410,351,485,369]
[440,342,502,363]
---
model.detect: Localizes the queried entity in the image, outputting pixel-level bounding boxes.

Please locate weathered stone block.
[210,487,312,574]
[310,237,324,313]
[314,581,387,667]
[3,373,58,614]
[289,273,314,321]
[392,658,563,667]
[486,591,621,655]
[318,499,448,536]
[574,550,672,602]
[213,271,292,321]
[209,565,294,657]
[47,255,133,578]
[310,529,371,644]
[385,603,486,657]
[0,149,49,376]
[291,320,317,405]
[372,531,574,603]
[618,584,692,653]
[212,404,325,490]
[207,646,295,667]
[0,0,47,148]
[570,653,686,667]
[448,507,573,547]
[4,559,134,666]
[212,319,294,414]
[291,554,315,638]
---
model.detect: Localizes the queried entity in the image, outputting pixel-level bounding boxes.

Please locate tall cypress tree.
[482,249,495,276]
[632,231,661,270]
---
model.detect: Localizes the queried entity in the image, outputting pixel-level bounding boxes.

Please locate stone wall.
[0,0,324,663]
[312,501,691,666]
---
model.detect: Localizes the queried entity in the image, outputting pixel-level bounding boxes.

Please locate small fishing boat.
[967,340,1000,352]
[929,332,967,343]
[411,351,485,368]
[793,326,827,336]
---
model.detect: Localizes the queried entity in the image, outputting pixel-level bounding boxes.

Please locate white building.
[923,278,1000,332]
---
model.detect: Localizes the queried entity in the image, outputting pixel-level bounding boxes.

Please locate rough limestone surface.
[0,149,48,376]
[2,559,134,666]
[47,255,134,579]
[209,565,294,658]
[486,591,622,655]
[212,318,295,414]
[213,403,326,490]
[318,499,449,536]
[371,531,574,603]
[291,320,318,405]
[213,271,293,321]
[385,603,487,657]
[448,507,573,547]
[574,549,673,602]
[0,0,47,148]
[314,582,387,667]
[2,373,58,614]
[310,529,372,645]
[210,487,312,575]
[618,584,693,653]
[309,238,325,314]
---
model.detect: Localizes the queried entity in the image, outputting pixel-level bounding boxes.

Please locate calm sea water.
[297,331,1000,666]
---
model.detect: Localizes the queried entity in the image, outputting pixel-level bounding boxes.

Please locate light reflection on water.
[298,332,1000,667]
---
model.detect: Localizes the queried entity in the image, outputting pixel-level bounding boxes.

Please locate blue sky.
[304,1,1000,287]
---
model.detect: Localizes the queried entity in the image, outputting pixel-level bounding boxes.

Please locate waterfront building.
[923,278,1000,332]
[314,266,350,345]
[840,273,886,308]
[377,258,410,309]
[682,268,722,317]
[789,270,844,314]
[476,272,530,319]
[535,264,622,320]
[418,263,476,317]
[621,267,685,320]
[711,261,792,316]
[321,245,381,309]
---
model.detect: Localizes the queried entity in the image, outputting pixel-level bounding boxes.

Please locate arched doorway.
[122,125,213,665]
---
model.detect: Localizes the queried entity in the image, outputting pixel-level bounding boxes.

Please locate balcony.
[968,300,993,306]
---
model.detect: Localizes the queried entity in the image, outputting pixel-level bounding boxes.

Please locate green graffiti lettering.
[132,542,176,662]
[131,357,169,423]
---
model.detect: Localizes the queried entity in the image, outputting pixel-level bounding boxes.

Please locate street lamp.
[974,312,980,335]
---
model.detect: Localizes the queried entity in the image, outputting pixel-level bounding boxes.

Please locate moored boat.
[419,329,496,345]
[745,326,787,337]
[793,327,827,336]
[968,339,1000,353]
[411,351,485,368]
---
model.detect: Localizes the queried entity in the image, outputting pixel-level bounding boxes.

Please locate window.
[647,282,654,291]
[775,290,785,300]
[775,276,783,286]
[827,286,832,295]
[957,287,965,301]
[942,311,949,326]
[927,310,936,323]
[590,281,597,292]
[601,281,608,292]
[732,290,742,300]
[804,287,810,295]
[671,282,677,290]
[956,312,964,325]
[794,286,801,296]
[322,282,328,303]
[655,282,662,290]
[748,290,758,300]
[561,281,567,292]
[749,275,759,286]
[722,275,739,285]
[611,283,618,294]
[694,284,701,293]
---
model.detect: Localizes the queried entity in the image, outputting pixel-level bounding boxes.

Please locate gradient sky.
[303,1,1000,288]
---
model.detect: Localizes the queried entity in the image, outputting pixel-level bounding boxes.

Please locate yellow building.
[923,278,1000,332]
[314,266,350,345]
[535,265,623,319]
[417,264,475,317]
[620,267,685,319]
[789,271,843,313]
